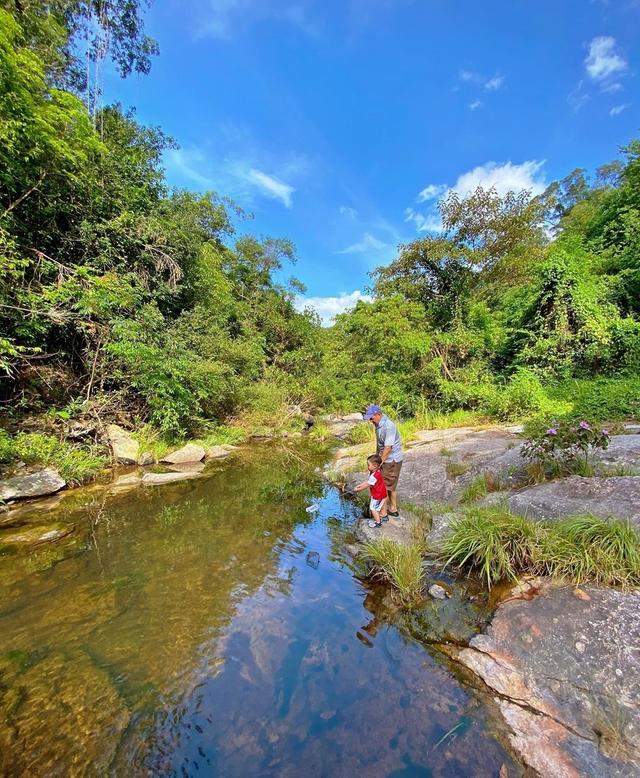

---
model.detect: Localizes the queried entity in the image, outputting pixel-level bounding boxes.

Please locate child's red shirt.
[368,469,388,500]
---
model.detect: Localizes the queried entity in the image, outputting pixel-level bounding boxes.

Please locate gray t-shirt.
[375,414,404,463]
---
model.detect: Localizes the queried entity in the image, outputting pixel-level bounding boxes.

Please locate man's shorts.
[381,460,403,491]
[370,497,387,513]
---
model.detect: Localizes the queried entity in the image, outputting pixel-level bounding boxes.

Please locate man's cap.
[364,404,382,420]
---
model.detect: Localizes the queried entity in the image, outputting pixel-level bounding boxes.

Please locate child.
[353,454,388,529]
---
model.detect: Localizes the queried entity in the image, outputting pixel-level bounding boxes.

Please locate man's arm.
[380,445,392,463]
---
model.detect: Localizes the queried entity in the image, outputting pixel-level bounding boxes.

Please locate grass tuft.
[361,538,425,605]
[441,506,640,588]
[9,433,106,486]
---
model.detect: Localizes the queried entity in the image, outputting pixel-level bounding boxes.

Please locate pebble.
[428,583,450,600]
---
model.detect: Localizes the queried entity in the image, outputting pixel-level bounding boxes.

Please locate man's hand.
[380,445,392,464]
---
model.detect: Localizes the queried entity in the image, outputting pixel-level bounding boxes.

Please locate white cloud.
[294,290,373,326]
[585,36,627,82]
[404,207,442,233]
[166,148,216,188]
[417,184,447,202]
[602,81,623,93]
[459,69,505,91]
[337,233,387,254]
[484,75,504,91]
[247,168,295,207]
[568,80,590,112]
[339,205,358,219]
[406,160,547,235]
[469,99,483,111]
[610,103,630,116]
[452,160,547,198]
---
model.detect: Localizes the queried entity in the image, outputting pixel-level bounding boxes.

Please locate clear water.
[0,443,516,776]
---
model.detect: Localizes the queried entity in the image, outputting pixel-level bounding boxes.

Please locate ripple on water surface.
[0,443,517,776]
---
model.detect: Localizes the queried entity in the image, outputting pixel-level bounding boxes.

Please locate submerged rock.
[1,523,74,547]
[455,583,640,776]
[0,469,66,502]
[428,583,450,600]
[161,443,205,464]
[142,470,201,486]
[106,424,139,465]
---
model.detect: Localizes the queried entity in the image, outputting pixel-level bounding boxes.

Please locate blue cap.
[363,404,382,420]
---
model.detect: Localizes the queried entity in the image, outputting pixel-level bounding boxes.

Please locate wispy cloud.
[568,80,590,112]
[610,103,630,116]
[247,168,294,207]
[469,99,483,111]
[404,207,442,233]
[294,289,372,326]
[337,232,388,254]
[585,36,627,83]
[339,205,358,219]
[196,0,320,39]
[417,184,447,202]
[165,146,303,209]
[459,69,505,91]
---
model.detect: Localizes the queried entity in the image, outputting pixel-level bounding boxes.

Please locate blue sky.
[104,0,639,323]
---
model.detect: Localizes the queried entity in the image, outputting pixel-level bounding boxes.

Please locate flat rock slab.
[161,444,205,464]
[142,470,201,486]
[0,469,66,502]
[357,514,413,545]
[507,476,640,529]
[456,583,640,776]
[106,424,140,465]
[0,523,74,547]
[204,445,231,459]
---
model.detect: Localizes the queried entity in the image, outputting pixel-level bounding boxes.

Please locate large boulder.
[160,443,205,465]
[507,476,640,530]
[0,469,66,502]
[106,424,139,465]
[455,584,640,776]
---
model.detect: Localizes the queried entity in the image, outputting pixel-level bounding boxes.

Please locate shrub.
[441,507,539,586]
[441,507,640,588]
[522,418,610,475]
[361,538,425,605]
[489,369,551,420]
[536,515,640,586]
[460,474,490,503]
[0,429,14,464]
[12,433,106,485]
[549,377,640,422]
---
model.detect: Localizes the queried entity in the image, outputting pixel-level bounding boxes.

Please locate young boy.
[353,454,388,529]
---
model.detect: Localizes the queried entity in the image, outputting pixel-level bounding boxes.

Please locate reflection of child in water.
[353,454,388,529]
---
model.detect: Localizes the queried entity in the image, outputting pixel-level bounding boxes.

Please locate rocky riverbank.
[331,423,640,776]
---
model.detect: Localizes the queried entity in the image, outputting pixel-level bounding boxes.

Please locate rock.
[306,551,320,568]
[138,451,155,466]
[66,423,95,441]
[165,461,205,474]
[160,443,205,464]
[428,583,450,600]
[0,469,66,502]
[142,470,201,486]
[109,473,142,491]
[624,424,640,433]
[106,424,139,465]
[0,523,74,547]
[322,412,366,439]
[456,583,640,776]
[507,476,640,530]
[204,445,231,460]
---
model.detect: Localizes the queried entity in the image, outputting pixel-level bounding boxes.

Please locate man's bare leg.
[387,488,398,514]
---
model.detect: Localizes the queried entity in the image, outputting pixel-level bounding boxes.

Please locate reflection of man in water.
[363,405,404,518]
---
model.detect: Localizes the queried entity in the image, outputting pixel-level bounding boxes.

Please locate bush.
[548,377,640,422]
[441,506,640,588]
[522,418,610,475]
[11,433,106,485]
[0,429,14,464]
[441,507,539,586]
[361,538,425,605]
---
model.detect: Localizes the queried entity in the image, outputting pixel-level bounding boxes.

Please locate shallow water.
[0,443,516,776]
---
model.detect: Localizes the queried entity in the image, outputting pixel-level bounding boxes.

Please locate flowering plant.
[521,419,610,474]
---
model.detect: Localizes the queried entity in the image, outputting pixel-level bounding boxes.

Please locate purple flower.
[579,421,591,430]
[602,429,609,436]
[546,428,557,436]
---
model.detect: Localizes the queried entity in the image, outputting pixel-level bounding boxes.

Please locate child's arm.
[353,480,370,492]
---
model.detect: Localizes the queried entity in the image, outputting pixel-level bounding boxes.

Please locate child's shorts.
[370,497,386,513]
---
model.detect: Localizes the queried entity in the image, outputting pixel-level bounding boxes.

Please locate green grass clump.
[441,506,640,588]
[536,515,640,587]
[196,425,249,447]
[445,460,469,478]
[361,538,425,605]
[342,423,374,445]
[441,507,539,587]
[12,433,106,485]
[460,474,490,503]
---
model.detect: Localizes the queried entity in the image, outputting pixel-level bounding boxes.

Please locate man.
[363,404,404,518]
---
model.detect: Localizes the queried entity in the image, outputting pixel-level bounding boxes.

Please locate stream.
[0,442,518,776]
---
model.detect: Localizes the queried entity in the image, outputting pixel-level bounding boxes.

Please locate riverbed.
[0,442,518,776]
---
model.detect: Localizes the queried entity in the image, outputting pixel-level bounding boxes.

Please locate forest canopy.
[1,0,639,449]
